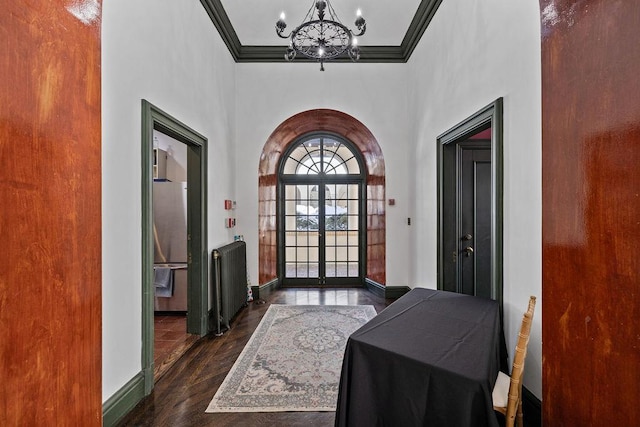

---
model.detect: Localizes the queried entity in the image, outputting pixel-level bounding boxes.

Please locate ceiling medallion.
[276,0,366,71]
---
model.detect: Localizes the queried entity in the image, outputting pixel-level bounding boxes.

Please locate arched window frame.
[278,133,367,286]
[257,109,386,291]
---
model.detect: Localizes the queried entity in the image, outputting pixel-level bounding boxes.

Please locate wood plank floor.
[117,287,392,427]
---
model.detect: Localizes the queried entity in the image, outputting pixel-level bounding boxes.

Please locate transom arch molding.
[258,109,386,286]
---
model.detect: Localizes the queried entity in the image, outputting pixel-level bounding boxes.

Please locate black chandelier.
[276,0,366,71]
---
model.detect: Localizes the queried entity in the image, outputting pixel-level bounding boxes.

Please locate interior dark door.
[459,142,492,298]
[441,137,492,298]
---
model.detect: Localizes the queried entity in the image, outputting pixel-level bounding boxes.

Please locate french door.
[279,135,365,286]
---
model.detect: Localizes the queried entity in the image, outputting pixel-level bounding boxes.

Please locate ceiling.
[199,0,443,62]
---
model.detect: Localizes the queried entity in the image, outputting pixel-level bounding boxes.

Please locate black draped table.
[335,288,503,427]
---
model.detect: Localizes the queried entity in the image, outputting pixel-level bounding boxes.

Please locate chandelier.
[276,0,366,71]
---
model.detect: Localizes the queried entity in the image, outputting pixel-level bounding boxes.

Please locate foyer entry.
[279,134,365,286]
[257,109,386,288]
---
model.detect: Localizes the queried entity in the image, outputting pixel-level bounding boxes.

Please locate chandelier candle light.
[276,0,366,71]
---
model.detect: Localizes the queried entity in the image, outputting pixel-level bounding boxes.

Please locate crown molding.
[400,0,443,59]
[199,0,242,61]
[200,0,443,63]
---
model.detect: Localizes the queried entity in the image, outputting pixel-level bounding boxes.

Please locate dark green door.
[442,135,492,298]
[459,142,492,297]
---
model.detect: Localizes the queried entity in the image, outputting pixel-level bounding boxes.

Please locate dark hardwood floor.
[117,287,392,427]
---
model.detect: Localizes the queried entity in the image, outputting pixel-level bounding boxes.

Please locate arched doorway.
[279,133,366,286]
[258,109,386,288]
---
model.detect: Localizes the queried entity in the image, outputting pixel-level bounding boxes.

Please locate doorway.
[141,100,208,393]
[278,134,366,287]
[437,99,503,306]
[151,131,196,379]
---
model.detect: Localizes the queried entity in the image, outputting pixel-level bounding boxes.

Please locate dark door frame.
[437,98,503,309]
[141,100,208,394]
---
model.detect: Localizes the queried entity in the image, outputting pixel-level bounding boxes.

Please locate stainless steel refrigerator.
[153,181,188,312]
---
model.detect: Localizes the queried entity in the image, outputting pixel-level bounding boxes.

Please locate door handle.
[463,246,474,257]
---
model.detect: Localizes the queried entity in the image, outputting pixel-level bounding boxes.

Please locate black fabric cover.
[335,288,502,427]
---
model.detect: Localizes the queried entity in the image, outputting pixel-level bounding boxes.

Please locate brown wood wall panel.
[0,2,102,424]
[541,0,640,424]
[258,109,386,285]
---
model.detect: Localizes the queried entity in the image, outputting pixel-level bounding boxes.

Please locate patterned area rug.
[206,304,377,413]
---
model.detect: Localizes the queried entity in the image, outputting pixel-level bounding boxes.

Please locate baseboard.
[522,386,542,427]
[385,285,411,299]
[365,278,411,299]
[251,278,279,301]
[364,278,385,297]
[208,307,217,334]
[102,372,146,427]
[251,278,409,300]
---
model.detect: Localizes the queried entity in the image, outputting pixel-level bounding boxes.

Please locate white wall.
[407,0,542,397]
[234,62,413,289]
[102,0,236,401]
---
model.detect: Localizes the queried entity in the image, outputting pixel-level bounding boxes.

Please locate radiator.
[212,241,247,335]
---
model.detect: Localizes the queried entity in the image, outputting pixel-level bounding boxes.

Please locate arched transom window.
[281,136,361,176]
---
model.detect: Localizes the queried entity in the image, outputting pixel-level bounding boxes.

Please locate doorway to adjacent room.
[437,99,503,306]
[141,100,208,393]
[151,131,195,380]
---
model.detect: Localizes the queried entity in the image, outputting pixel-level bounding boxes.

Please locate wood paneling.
[0,2,102,424]
[258,109,386,285]
[541,0,640,423]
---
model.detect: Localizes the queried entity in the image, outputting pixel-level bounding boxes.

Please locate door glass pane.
[285,184,320,279]
[282,137,361,175]
[325,184,358,278]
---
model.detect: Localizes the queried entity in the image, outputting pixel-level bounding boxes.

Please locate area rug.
[205,304,377,413]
